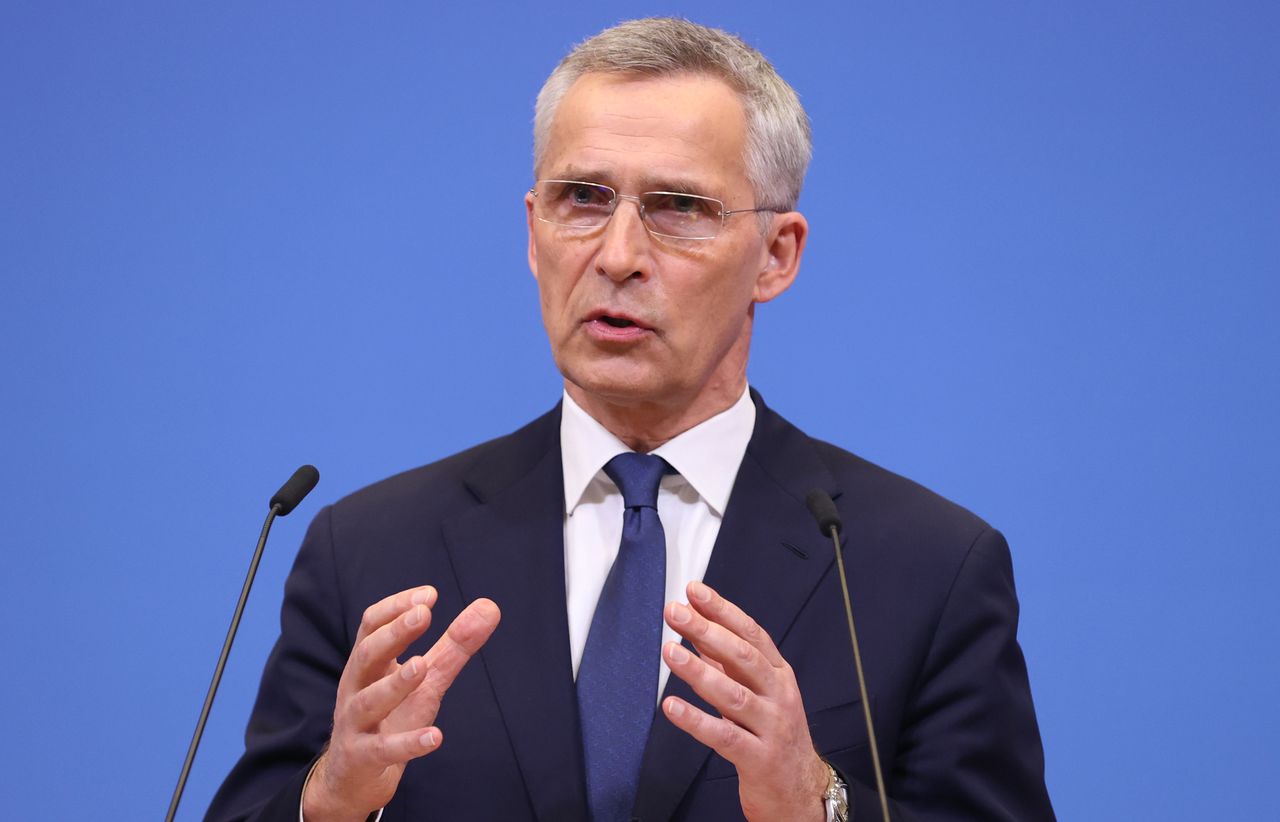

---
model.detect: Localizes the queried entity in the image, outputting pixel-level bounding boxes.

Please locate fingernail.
[400,657,419,680]
[411,587,435,606]
[691,582,711,603]
[420,729,438,747]
[407,605,423,627]
[666,699,685,717]
[670,603,691,624]
[667,643,690,664]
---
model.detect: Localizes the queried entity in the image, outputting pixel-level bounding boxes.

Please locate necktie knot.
[604,452,669,510]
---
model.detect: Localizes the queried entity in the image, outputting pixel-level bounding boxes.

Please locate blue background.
[2,2,1276,819]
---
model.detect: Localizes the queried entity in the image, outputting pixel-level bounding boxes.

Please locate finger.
[353,586,438,646]
[687,581,787,668]
[665,600,772,694]
[663,641,767,735]
[351,724,445,769]
[347,598,436,691]
[661,695,761,767]
[342,653,430,732]
[418,598,501,700]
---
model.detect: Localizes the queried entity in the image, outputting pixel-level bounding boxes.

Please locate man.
[208,18,1054,822]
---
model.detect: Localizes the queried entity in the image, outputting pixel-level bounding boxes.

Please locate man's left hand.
[662,580,829,822]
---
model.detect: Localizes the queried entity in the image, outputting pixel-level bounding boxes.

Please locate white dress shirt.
[560,385,756,700]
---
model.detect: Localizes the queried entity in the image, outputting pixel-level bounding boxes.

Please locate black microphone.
[805,489,891,822]
[270,464,320,516]
[165,465,320,822]
[805,489,843,537]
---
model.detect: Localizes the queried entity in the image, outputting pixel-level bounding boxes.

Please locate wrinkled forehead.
[538,72,751,197]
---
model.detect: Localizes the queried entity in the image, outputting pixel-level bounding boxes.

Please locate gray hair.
[533,17,812,212]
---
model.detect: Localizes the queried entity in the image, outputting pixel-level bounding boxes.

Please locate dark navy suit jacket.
[207,394,1054,821]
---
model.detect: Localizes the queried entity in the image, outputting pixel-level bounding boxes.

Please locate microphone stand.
[165,465,318,821]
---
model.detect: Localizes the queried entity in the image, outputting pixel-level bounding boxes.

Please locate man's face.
[526,72,804,421]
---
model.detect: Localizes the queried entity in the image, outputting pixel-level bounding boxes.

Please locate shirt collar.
[560,385,756,518]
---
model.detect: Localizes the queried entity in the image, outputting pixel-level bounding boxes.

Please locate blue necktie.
[577,453,670,822]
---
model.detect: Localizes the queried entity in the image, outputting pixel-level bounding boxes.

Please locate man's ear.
[753,211,808,303]
[525,191,539,280]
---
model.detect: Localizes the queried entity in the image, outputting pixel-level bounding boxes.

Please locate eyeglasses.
[530,180,776,241]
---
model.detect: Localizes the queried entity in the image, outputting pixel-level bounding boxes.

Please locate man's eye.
[650,193,714,216]
[565,185,609,207]
[670,195,701,213]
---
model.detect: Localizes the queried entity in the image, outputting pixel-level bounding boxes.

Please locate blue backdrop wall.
[2,2,1276,819]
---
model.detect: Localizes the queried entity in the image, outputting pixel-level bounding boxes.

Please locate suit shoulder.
[795,434,1012,629]
[750,394,995,549]
[327,405,560,528]
[808,435,994,547]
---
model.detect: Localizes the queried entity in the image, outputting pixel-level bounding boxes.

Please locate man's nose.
[595,196,652,282]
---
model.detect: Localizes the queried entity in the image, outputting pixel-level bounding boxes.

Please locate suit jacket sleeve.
[844,528,1054,821]
[205,505,350,822]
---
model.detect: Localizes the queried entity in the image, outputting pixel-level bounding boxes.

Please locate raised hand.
[661,581,828,822]
[303,585,501,822]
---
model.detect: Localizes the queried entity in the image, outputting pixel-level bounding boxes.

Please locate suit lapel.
[634,393,842,820]
[441,407,590,822]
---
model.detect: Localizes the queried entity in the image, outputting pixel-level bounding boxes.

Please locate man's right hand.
[302,585,501,822]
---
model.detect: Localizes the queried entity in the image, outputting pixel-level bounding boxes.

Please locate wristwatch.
[822,759,850,822]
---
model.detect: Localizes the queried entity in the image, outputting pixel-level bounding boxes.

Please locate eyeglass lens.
[534,181,724,239]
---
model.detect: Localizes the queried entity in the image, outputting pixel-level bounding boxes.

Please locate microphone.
[805,489,843,537]
[165,465,320,822]
[270,464,320,515]
[805,489,891,822]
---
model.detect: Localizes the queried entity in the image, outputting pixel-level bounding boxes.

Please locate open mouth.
[585,311,650,340]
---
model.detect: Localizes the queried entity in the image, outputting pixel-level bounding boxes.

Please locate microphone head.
[270,465,320,516]
[805,489,843,537]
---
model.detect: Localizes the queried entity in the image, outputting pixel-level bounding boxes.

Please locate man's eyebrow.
[545,167,716,196]
[640,177,708,195]
[546,166,610,184]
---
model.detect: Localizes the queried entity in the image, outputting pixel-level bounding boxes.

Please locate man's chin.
[561,369,675,410]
